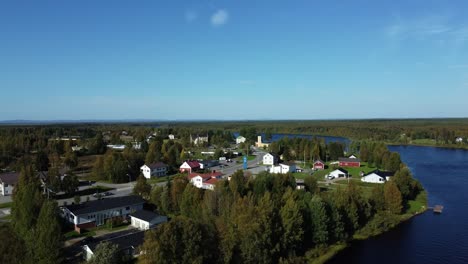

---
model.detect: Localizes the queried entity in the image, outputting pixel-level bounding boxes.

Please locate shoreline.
[386,142,468,150]
[309,198,428,264]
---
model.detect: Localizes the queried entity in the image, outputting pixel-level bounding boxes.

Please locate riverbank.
[386,142,468,150]
[308,190,428,264]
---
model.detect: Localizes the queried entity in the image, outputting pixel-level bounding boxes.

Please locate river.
[329,145,468,264]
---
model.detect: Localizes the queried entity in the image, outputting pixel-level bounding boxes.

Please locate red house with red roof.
[313,160,325,170]
[338,157,361,167]
[180,160,201,173]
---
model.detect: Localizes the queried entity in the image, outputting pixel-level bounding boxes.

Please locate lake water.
[329,145,468,264]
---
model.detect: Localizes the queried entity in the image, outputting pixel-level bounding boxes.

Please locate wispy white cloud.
[185,10,197,23]
[211,9,229,27]
[385,15,453,39]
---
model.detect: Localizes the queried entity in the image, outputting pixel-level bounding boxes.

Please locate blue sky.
[1,0,468,120]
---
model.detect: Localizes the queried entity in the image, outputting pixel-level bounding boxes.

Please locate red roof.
[188,172,223,180]
[182,161,201,168]
[204,178,219,185]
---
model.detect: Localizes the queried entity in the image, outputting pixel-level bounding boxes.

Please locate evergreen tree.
[32,200,62,264]
[308,196,330,245]
[280,193,304,256]
[0,224,26,264]
[34,150,49,171]
[384,181,403,214]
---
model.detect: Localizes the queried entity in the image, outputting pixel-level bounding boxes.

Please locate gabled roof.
[331,168,349,174]
[65,195,144,216]
[130,210,161,222]
[365,170,394,178]
[339,157,361,162]
[0,172,20,185]
[188,172,223,180]
[236,135,246,139]
[204,178,219,185]
[145,162,167,170]
[314,159,325,164]
[181,161,201,168]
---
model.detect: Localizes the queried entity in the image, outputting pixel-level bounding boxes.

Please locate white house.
[236,136,246,144]
[83,231,145,261]
[140,162,168,178]
[456,137,463,143]
[191,135,208,145]
[326,169,349,179]
[61,195,145,231]
[269,162,296,174]
[179,161,201,173]
[188,172,223,190]
[361,170,394,184]
[0,172,19,196]
[130,210,167,230]
[168,134,175,140]
[263,153,277,165]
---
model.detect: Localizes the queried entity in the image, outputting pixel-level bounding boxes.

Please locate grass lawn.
[410,138,437,145]
[236,155,256,161]
[147,175,175,185]
[0,202,12,209]
[335,178,378,188]
[64,230,96,240]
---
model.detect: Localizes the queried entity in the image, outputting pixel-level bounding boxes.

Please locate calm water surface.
[330,145,468,264]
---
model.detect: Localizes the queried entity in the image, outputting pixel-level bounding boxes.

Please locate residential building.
[130,210,167,230]
[179,161,201,173]
[255,136,270,148]
[140,162,168,178]
[296,179,305,190]
[0,172,19,196]
[83,230,145,261]
[199,160,219,169]
[263,153,277,165]
[349,154,358,159]
[188,172,223,190]
[61,195,145,231]
[106,144,126,150]
[190,135,209,145]
[168,134,175,140]
[361,170,394,184]
[326,169,349,179]
[236,136,246,144]
[338,157,361,167]
[269,162,297,174]
[456,137,463,143]
[313,160,325,170]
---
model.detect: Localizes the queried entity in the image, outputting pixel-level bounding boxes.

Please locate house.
[179,161,201,173]
[313,160,325,170]
[338,157,361,167]
[263,153,278,165]
[361,170,394,184]
[326,168,349,179]
[106,144,126,150]
[456,137,463,143]
[199,160,219,169]
[236,136,246,144]
[296,179,305,190]
[0,172,19,196]
[269,162,297,174]
[140,162,168,178]
[130,210,167,230]
[83,230,145,261]
[348,154,358,159]
[168,134,175,140]
[188,172,223,190]
[61,195,145,231]
[255,136,270,148]
[190,135,209,145]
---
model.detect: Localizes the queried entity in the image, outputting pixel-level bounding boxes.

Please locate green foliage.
[32,200,62,264]
[384,181,403,214]
[0,224,26,264]
[88,241,120,264]
[133,175,151,199]
[34,150,49,171]
[61,173,79,195]
[139,216,218,264]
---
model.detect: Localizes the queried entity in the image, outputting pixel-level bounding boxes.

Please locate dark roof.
[281,161,296,166]
[88,230,145,253]
[334,168,349,174]
[147,162,167,170]
[65,195,144,216]
[130,210,160,222]
[0,172,20,185]
[339,157,361,162]
[365,170,394,178]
